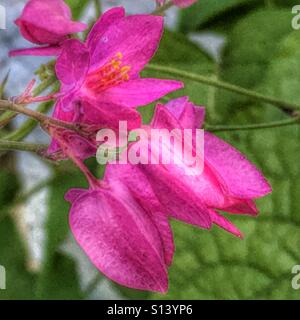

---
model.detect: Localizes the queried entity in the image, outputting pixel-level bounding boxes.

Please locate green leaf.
[144,30,300,300]
[0,216,37,299]
[35,252,83,300]
[65,0,90,20]
[178,0,298,33]
[0,170,36,299]
[35,171,87,299]
[141,29,215,123]
[217,9,293,121]
[0,170,19,208]
[179,0,258,32]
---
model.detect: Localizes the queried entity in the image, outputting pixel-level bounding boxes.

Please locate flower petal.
[86,7,125,53]
[165,97,205,129]
[80,98,142,131]
[139,164,212,229]
[204,132,272,199]
[65,188,86,203]
[105,164,175,266]
[9,46,61,57]
[69,189,168,293]
[223,198,258,216]
[98,78,183,108]
[17,0,87,44]
[90,14,164,76]
[209,209,243,238]
[55,39,90,86]
[47,97,77,155]
[173,0,198,8]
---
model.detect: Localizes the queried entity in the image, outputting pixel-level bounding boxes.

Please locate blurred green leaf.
[178,0,298,33]
[35,171,87,299]
[0,216,37,299]
[65,0,90,20]
[217,9,293,121]
[0,170,19,208]
[0,170,35,300]
[179,0,258,32]
[141,29,215,123]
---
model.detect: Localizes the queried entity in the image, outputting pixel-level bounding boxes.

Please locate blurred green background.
[1,0,300,299]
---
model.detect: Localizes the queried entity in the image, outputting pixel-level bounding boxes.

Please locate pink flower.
[108,97,272,238]
[9,0,87,57]
[173,0,198,8]
[48,7,183,157]
[62,97,271,292]
[65,181,172,293]
[156,0,198,8]
[49,124,171,293]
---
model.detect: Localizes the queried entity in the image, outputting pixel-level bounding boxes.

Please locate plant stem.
[0,76,57,128]
[0,111,16,128]
[0,140,47,153]
[152,1,174,15]
[146,64,300,112]
[84,273,103,297]
[3,101,53,141]
[206,115,300,132]
[94,0,102,17]
[0,100,81,133]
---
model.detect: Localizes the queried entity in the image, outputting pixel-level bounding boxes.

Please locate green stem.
[0,76,57,129]
[0,111,16,128]
[0,140,47,153]
[0,71,10,98]
[0,99,81,133]
[206,115,300,132]
[32,76,56,97]
[152,1,174,15]
[84,274,103,297]
[3,101,54,141]
[146,64,300,112]
[93,0,102,17]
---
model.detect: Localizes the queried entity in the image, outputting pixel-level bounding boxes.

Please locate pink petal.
[65,188,86,203]
[223,198,258,216]
[98,78,183,108]
[209,209,243,238]
[204,132,272,199]
[173,0,198,8]
[165,97,205,129]
[86,7,125,53]
[151,105,228,209]
[47,97,77,155]
[17,0,87,44]
[80,98,142,131]
[139,164,212,229]
[9,45,61,57]
[151,103,184,130]
[55,39,90,86]
[105,164,175,266]
[69,189,168,293]
[90,14,164,76]
[150,211,175,267]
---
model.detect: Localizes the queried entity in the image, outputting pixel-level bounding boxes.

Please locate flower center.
[85,52,131,94]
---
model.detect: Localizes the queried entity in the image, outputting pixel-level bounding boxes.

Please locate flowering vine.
[4,0,300,294]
